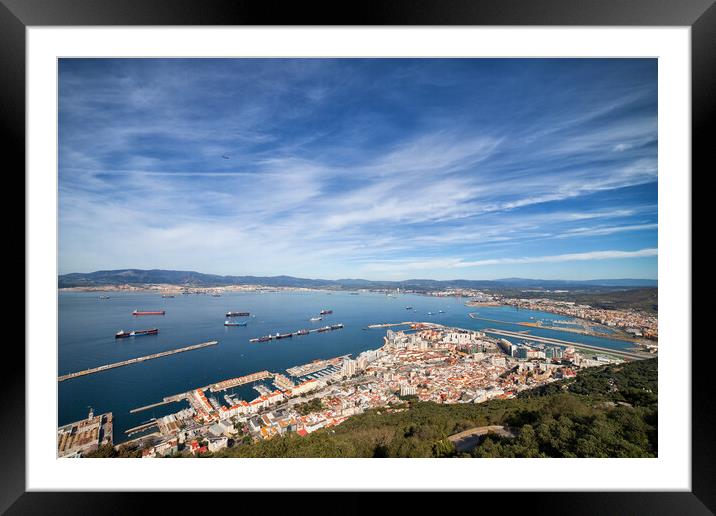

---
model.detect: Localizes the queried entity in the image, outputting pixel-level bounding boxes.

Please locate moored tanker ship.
[132,310,165,316]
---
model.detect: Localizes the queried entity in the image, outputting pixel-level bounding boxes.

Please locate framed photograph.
[6,0,709,512]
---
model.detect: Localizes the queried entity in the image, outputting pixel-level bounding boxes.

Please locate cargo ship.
[296,329,310,336]
[275,332,293,339]
[330,323,344,330]
[115,328,159,338]
[319,309,333,315]
[224,320,247,327]
[309,316,322,322]
[161,294,175,298]
[317,326,331,332]
[132,310,165,316]
[226,311,250,317]
[98,296,110,300]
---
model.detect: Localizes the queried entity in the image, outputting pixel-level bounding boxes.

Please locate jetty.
[366,322,413,329]
[58,341,218,382]
[125,420,158,435]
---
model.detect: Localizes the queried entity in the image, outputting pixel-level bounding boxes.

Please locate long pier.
[130,392,190,414]
[58,341,219,382]
[366,322,414,329]
[482,329,651,361]
[125,420,158,435]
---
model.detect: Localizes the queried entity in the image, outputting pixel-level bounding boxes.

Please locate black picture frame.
[4,0,709,513]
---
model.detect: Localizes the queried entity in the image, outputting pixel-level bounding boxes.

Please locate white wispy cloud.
[360,248,658,274]
[58,59,658,279]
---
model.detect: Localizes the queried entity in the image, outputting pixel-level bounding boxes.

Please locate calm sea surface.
[58,290,635,443]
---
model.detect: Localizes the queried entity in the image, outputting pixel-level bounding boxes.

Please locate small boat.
[98,296,110,300]
[405,307,413,310]
[319,309,333,315]
[427,312,433,315]
[225,320,247,327]
[309,316,323,322]
[161,295,175,298]
[226,311,250,317]
[438,310,445,313]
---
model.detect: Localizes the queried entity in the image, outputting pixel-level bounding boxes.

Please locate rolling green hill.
[58,268,656,292]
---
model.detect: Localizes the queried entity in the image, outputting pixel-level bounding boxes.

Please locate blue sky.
[59,58,657,280]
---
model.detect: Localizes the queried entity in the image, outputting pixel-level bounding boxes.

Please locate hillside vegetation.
[212,358,657,458]
[496,287,658,314]
[58,268,656,292]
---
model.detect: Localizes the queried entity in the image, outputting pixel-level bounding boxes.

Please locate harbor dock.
[130,392,190,414]
[366,322,414,329]
[125,420,158,435]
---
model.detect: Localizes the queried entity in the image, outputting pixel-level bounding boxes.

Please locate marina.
[210,370,273,392]
[286,355,348,377]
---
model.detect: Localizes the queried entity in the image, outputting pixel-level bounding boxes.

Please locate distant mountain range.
[58,269,657,290]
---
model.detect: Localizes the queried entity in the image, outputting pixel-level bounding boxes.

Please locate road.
[447,425,516,452]
[483,328,652,360]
